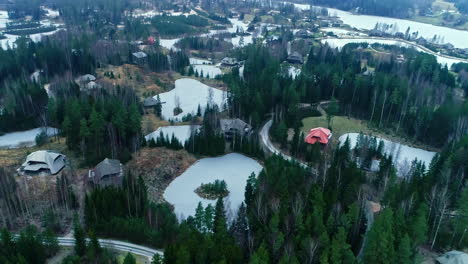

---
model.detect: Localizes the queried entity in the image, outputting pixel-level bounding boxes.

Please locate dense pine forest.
[0,0,467,263]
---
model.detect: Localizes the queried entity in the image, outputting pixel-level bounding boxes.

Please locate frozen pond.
[0,127,58,149]
[154,78,226,121]
[145,125,199,144]
[193,64,222,79]
[164,153,263,219]
[289,2,468,49]
[339,133,437,177]
[321,38,468,68]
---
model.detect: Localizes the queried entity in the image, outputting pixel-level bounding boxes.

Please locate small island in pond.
[194,179,229,200]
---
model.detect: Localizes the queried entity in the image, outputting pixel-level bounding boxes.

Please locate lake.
[289,2,468,49]
[164,153,263,219]
[339,133,437,177]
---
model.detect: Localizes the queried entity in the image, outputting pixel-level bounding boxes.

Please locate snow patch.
[145,125,199,144]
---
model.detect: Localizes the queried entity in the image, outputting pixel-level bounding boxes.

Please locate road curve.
[259,119,308,167]
[57,237,163,260]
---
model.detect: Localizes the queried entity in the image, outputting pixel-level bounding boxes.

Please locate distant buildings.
[143,97,158,108]
[88,158,123,187]
[19,150,66,176]
[221,57,240,67]
[75,74,101,92]
[295,29,312,38]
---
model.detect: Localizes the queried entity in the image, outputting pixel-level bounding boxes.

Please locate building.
[219,118,252,139]
[295,29,312,38]
[436,251,468,264]
[416,37,428,46]
[143,97,158,108]
[304,127,332,144]
[221,57,239,67]
[132,51,148,65]
[19,150,66,176]
[88,158,123,187]
[287,52,304,64]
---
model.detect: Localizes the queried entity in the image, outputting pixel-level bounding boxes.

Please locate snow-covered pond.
[164,153,263,219]
[193,64,222,79]
[339,133,437,177]
[321,38,467,68]
[0,127,58,149]
[154,78,226,121]
[145,125,199,144]
[289,2,468,49]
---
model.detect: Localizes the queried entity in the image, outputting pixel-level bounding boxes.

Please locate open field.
[301,115,438,151]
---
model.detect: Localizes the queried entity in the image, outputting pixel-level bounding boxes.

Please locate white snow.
[0,10,8,28]
[339,133,437,177]
[288,66,301,79]
[194,64,222,79]
[41,7,60,18]
[0,127,59,149]
[287,1,468,49]
[145,125,199,144]
[154,78,227,121]
[321,38,467,68]
[190,58,213,65]
[164,153,263,219]
[159,38,180,51]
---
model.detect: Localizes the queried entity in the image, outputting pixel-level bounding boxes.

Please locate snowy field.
[0,127,59,149]
[145,125,200,144]
[159,38,181,51]
[321,38,467,68]
[190,58,213,65]
[164,153,263,219]
[194,64,222,79]
[320,27,367,37]
[154,78,227,121]
[339,133,437,177]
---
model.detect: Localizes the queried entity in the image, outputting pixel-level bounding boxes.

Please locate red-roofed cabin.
[304,127,332,144]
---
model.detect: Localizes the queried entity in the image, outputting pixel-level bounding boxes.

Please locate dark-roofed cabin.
[287,52,304,64]
[220,118,252,140]
[132,51,148,65]
[88,158,123,187]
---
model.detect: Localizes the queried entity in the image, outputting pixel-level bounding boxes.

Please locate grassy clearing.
[96,64,175,99]
[301,115,438,151]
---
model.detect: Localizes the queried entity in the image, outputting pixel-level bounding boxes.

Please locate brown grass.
[126,148,197,203]
[96,64,176,98]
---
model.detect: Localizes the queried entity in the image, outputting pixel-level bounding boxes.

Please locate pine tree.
[397,234,412,264]
[123,253,136,264]
[73,222,87,257]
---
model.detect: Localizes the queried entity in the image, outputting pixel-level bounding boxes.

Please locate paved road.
[57,237,163,261]
[259,119,308,167]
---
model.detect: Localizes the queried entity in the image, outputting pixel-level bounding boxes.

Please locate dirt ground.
[96,64,176,98]
[125,147,197,203]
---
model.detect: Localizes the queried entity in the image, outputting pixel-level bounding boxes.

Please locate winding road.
[56,237,163,261]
